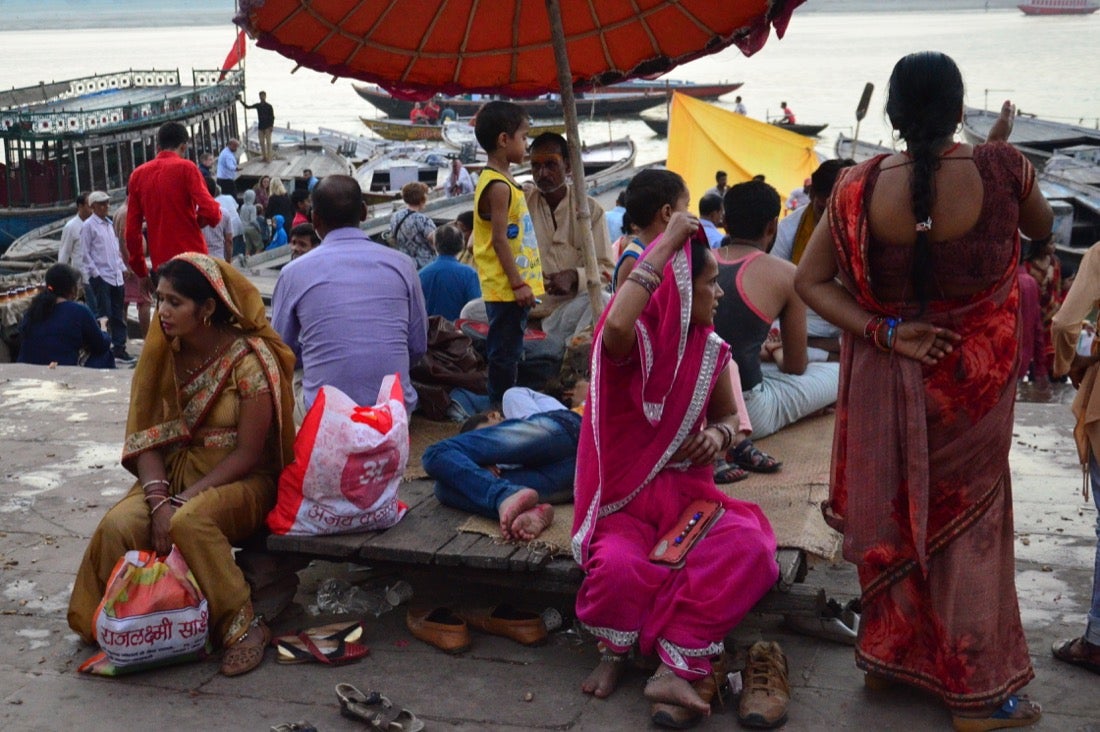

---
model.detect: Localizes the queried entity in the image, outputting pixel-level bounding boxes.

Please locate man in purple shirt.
[272,175,428,415]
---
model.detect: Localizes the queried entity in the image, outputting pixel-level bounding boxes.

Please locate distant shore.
[4,1,1037,31]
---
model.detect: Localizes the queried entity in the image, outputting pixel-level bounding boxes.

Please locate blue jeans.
[88,276,126,352]
[422,410,581,518]
[1087,456,1100,645]
[484,301,528,405]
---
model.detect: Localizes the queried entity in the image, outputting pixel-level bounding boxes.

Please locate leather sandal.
[728,439,782,473]
[220,620,270,677]
[714,460,749,484]
[335,684,424,731]
[1051,636,1100,674]
[951,694,1041,732]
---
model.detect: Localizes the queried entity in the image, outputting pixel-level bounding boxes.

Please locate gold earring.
[203,315,212,328]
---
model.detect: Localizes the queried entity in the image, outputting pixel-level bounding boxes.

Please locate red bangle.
[510,281,528,291]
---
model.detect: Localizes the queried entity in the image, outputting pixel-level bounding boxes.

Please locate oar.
[850,82,874,159]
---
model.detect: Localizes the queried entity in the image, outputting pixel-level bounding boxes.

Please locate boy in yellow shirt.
[472,101,544,405]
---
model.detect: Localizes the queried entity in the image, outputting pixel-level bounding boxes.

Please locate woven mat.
[457,413,841,561]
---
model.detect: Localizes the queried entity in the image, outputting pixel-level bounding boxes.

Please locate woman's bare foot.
[581,653,627,698]
[511,503,554,541]
[644,665,710,716]
[498,488,539,539]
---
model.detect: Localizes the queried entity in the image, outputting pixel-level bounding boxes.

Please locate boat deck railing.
[0,69,243,140]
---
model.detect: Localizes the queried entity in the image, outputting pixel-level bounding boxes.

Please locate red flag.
[219,31,246,80]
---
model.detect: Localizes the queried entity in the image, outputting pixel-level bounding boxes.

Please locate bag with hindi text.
[78,546,211,676]
[267,375,409,536]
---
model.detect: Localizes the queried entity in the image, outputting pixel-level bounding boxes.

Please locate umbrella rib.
[454,0,482,86]
[625,0,661,58]
[585,0,616,73]
[511,0,522,85]
[400,2,450,83]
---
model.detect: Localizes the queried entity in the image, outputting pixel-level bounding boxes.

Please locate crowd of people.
[11,51,1098,732]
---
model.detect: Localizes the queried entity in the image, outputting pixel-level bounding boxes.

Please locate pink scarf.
[572,234,731,564]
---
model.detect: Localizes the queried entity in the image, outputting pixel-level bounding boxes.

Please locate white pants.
[742,362,839,440]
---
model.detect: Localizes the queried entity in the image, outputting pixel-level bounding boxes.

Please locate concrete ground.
[0,363,1098,732]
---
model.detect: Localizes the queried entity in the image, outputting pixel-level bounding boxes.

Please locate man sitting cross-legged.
[421,384,585,541]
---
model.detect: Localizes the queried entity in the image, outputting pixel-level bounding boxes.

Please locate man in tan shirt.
[524,133,613,319]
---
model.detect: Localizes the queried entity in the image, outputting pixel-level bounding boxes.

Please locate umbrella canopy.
[235,0,808,321]
[235,0,804,100]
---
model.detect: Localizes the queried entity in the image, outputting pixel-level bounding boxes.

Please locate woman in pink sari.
[796,52,1053,730]
[572,169,779,728]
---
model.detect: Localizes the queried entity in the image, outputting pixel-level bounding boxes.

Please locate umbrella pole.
[545,0,605,325]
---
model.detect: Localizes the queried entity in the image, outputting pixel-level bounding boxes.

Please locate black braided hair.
[24,263,80,326]
[885,51,964,313]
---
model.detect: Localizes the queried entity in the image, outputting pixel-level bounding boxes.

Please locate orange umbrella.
[235,0,806,318]
[235,0,803,99]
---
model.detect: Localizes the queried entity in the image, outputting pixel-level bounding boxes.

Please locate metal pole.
[545,0,604,324]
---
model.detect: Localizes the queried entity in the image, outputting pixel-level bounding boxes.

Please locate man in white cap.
[81,191,132,363]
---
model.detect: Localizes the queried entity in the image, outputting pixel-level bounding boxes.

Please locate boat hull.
[361,117,445,142]
[354,85,666,119]
[1019,3,1098,14]
[769,121,828,136]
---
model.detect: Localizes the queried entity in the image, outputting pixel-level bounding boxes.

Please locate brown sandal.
[221,620,271,677]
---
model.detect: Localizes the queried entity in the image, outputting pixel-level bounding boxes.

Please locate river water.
[0,8,1096,164]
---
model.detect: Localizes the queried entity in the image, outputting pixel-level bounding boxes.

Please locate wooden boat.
[354,144,453,194]
[769,121,828,137]
[236,145,354,192]
[834,134,895,163]
[0,68,243,251]
[439,119,566,150]
[595,78,743,99]
[962,106,1100,167]
[641,114,669,137]
[361,117,447,142]
[1040,173,1100,267]
[353,84,667,120]
[1019,0,1099,14]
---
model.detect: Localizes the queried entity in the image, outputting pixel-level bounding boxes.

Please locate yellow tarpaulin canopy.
[666,92,819,210]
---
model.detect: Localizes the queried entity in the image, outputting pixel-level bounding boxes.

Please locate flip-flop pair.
[272,620,369,665]
[334,683,424,731]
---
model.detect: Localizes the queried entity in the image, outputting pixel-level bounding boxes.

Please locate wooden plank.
[752,583,824,618]
[356,496,467,564]
[396,480,436,511]
[444,533,519,570]
[266,530,375,558]
[775,549,805,592]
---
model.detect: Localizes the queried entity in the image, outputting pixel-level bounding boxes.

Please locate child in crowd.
[471,101,544,405]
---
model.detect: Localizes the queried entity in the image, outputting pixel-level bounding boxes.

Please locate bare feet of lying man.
[581,649,627,698]
[497,488,554,540]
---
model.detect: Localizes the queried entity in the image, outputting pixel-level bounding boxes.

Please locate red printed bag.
[267,375,409,535]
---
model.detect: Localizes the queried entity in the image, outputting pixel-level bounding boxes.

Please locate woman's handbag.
[78,546,211,676]
[267,376,409,536]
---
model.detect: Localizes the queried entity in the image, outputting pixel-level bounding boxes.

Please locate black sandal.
[714,460,749,484]
[728,439,782,473]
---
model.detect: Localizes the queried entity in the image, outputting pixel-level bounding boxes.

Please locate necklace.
[178,333,230,379]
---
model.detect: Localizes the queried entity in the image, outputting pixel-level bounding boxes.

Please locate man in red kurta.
[126,122,223,278]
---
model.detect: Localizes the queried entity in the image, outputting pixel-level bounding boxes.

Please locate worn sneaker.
[738,641,790,729]
[113,349,136,364]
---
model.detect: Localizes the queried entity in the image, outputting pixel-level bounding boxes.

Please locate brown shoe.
[457,604,548,646]
[405,606,471,654]
[738,641,790,729]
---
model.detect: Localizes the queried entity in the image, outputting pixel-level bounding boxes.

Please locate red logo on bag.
[340,445,401,509]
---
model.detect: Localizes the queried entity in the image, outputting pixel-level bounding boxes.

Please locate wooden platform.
[266,479,821,615]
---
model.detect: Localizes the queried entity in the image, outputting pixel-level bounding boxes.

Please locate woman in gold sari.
[68,252,296,677]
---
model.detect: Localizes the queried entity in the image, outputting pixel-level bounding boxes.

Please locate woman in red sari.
[795,52,1052,730]
[572,170,779,728]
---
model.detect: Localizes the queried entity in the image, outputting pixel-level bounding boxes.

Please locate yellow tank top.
[472,168,544,302]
